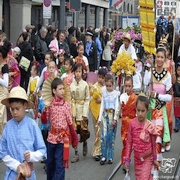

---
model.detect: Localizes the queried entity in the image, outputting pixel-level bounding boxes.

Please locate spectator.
[19,32,34,92]
[70,37,78,58]
[84,30,97,72]
[34,26,48,72]
[157,12,168,35]
[68,26,76,46]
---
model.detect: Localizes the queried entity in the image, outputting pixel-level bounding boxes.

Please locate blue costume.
[157,16,168,34]
[0,116,46,180]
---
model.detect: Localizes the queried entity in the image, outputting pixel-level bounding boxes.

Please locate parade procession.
[0,0,180,179]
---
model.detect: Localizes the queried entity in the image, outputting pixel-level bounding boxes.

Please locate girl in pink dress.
[125,95,160,180]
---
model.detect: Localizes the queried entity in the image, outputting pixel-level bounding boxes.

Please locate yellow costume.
[89,82,103,157]
[70,79,90,142]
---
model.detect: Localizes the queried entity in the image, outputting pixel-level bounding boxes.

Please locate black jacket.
[58,41,70,57]
[34,35,48,62]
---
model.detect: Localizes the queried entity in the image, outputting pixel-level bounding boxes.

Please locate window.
[164,8,169,16]
[157,9,162,16]
[171,2,176,6]
[164,1,169,5]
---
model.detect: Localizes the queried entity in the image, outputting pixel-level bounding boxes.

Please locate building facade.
[1,0,109,45]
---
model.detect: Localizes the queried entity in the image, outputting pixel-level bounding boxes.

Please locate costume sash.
[147,98,170,143]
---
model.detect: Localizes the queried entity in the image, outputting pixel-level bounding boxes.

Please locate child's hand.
[24,151,30,162]
[154,160,160,167]
[96,98,101,104]
[112,120,117,126]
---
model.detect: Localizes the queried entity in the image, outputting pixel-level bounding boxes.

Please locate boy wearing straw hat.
[0,86,46,180]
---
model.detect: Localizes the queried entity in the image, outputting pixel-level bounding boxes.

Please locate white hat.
[1,86,33,109]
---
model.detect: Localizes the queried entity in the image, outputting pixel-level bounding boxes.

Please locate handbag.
[19,56,31,71]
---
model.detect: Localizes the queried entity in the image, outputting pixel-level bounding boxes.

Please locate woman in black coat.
[18,32,34,92]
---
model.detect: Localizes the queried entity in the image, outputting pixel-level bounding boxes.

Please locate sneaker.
[161,147,165,153]
[108,159,113,164]
[95,155,101,161]
[165,144,171,151]
[100,157,106,165]
[83,142,88,157]
[71,154,79,163]
[174,128,179,133]
[153,170,159,180]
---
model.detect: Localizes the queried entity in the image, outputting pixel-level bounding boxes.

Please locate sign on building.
[43,0,52,19]
[69,0,81,11]
[157,1,163,9]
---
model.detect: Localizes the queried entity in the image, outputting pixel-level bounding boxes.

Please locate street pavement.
[0,114,180,180]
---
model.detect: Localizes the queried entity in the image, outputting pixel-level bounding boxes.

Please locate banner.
[43,0,52,19]
[139,0,155,54]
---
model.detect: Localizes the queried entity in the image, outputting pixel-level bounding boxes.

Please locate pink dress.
[126,118,158,180]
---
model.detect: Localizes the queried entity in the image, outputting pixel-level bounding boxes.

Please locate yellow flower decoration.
[111,50,135,76]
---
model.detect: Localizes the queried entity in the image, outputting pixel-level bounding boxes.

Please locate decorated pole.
[171,0,178,59]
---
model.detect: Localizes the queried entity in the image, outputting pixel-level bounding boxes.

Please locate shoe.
[153,170,159,180]
[108,159,113,164]
[71,154,79,163]
[83,142,88,157]
[95,155,101,161]
[122,165,127,174]
[165,144,171,151]
[100,157,106,165]
[161,147,165,153]
[174,128,179,133]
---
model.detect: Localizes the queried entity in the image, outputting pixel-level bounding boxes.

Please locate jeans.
[175,117,180,129]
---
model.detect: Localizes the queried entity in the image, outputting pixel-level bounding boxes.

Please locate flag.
[112,0,123,9]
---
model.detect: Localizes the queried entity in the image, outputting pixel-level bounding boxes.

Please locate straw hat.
[1,86,33,109]
[122,33,131,42]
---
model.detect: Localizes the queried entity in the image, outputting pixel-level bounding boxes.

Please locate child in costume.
[27,61,40,102]
[144,47,172,178]
[173,63,180,133]
[57,49,66,77]
[75,43,89,73]
[125,95,160,180]
[133,53,142,95]
[42,78,78,180]
[0,86,46,180]
[61,57,74,87]
[98,74,120,165]
[70,63,90,163]
[34,52,55,92]
[120,76,137,170]
[90,67,107,161]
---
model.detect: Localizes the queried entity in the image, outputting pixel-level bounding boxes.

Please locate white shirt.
[118,44,137,60]
[82,55,89,66]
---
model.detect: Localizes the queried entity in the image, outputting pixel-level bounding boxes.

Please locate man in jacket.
[34,26,48,72]
[84,30,98,72]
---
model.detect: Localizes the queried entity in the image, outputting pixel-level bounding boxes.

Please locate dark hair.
[21,32,29,41]
[77,43,84,50]
[9,98,27,105]
[51,78,64,97]
[0,39,11,59]
[124,76,133,84]
[98,68,107,77]
[32,61,40,75]
[105,74,114,84]
[73,63,83,74]
[80,27,84,33]
[136,95,149,110]
[175,62,180,78]
[65,57,74,67]
[156,47,166,59]
[45,51,54,60]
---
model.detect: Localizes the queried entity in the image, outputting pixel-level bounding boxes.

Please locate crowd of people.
[0,22,179,180]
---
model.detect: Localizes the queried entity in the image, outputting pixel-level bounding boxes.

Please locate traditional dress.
[98,87,120,160]
[0,64,9,137]
[90,82,103,157]
[0,115,46,180]
[7,55,20,90]
[144,67,172,167]
[165,61,173,139]
[27,76,39,101]
[120,92,137,164]
[70,79,90,142]
[126,118,159,180]
[44,97,78,180]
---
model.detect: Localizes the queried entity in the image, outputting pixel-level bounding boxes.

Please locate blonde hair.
[71,37,77,44]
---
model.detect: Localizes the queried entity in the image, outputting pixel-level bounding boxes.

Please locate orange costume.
[120,92,137,164]
[165,60,174,140]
